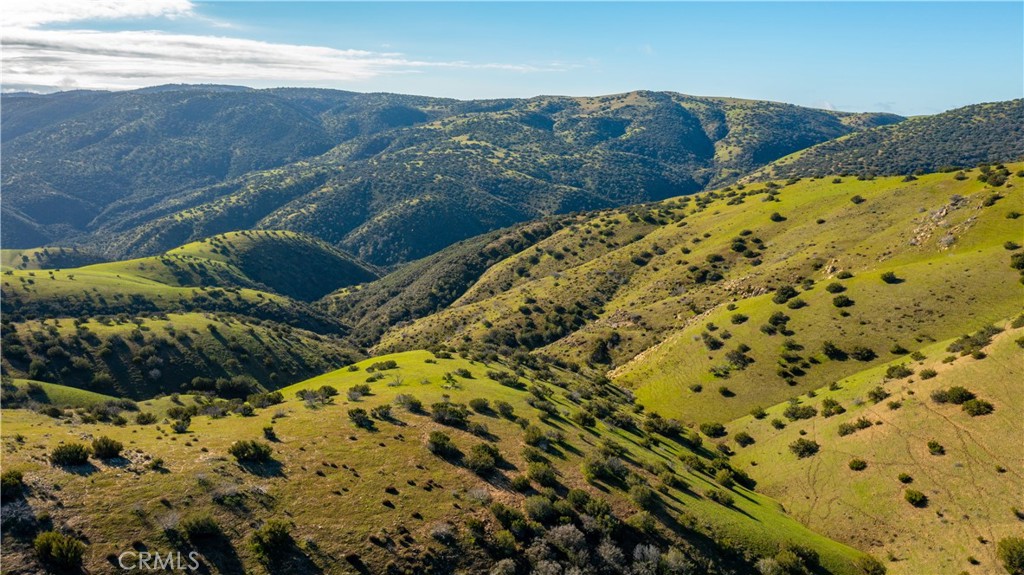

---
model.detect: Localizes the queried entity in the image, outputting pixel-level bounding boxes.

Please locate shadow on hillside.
[55,462,99,476]
[190,533,246,575]
[238,459,286,478]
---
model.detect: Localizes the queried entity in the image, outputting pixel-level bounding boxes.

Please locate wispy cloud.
[1,0,565,92]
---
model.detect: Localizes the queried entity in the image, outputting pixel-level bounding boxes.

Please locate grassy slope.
[1,313,359,398]
[373,167,1023,426]
[0,247,107,270]
[0,232,362,332]
[727,323,1024,575]
[0,350,874,575]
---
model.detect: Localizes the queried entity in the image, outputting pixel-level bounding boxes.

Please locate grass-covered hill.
[0,313,360,399]
[747,100,1024,181]
[361,165,1023,426]
[0,230,377,331]
[0,247,107,270]
[0,350,884,575]
[726,319,1024,575]
[2,86,902,266]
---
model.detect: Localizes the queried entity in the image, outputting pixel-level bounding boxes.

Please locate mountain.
[1,86,903,266]
[351,166,1023,423]
[0,350,884,575]
[747,99,1024,181]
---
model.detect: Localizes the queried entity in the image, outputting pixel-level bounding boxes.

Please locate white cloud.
[3,0,194,28]
[1,0,565,92]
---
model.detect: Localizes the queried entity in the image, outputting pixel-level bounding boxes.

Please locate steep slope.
[0,313,360,398]
[727,320,1024,575]
[747,99,1024,181]
[2,86,901,266]
[365,166,1023,425]
[0,230,378,331]
[0,350,881,575]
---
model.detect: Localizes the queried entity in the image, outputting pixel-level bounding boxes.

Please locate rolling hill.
[0,350,884,575]
[747,100,1024,181]
[357,166,1023,425]
[2,86,903,266]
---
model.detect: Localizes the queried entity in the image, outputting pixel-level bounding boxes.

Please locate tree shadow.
[238,459,286,478]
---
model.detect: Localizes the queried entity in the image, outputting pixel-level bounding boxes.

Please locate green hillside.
[0,247,107,270]
[0,313,360,398]
[0,350,882,575]
[727,320,1024,575]
[747,100,1024,181]
[0,230,376,331]
[2,86,903,266]
[365,166,1023,426]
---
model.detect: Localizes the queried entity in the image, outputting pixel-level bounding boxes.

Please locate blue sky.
[4,1,1022,115]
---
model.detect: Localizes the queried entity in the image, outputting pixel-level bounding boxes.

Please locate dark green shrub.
[789,438,820,458]
[700,422,726,438]
[135,412,158,425]
[997,537,1024,575]
[50,443,89,466]
[527,462,557,487]
[524,495,556,523]
[468,398,490,413]
[734,432,755,447]
[867,386,890,404]
[426,431,456,456]
[1,470,25,499]
[963,399,994,416]
[250,519,291,563]
[465,444,498,475]
[849,346,876,361]
[705,488,734,507]
[832,295,855,308]
[848,458,867,471]
[394,393,423,413]
[347,408,374,429]
[880,271,901,284]
[91,436,123,460]
[904,489,928,507]
[229,440,272,462]
[898,473,913,484]
[783,404,817,421]
[180,514,220,540]
[927,441,945,456]
[493,400,515,418]
[918,369,937,380]
[510,475,531,492]
[629,484,658,510]
[34,531,85,571]
[430,402,470,427]
[825,282,846,293]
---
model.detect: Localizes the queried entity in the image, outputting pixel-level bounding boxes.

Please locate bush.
[510,475,531,492]
[885,364,913,379]
[394,393,423,413]
[524,495,556,523]
[493,400,515,418]
[848,458,867,471]
[832,295,855,308]
[527,462,557,487]
[705,488,734,507]
[34,531,86,571]
[91,436,123,459]
[898,473,913,483]
[880,271,901,284]
[825,282,846,293]
[867,386,890,404]
[229,440,272,462]
[430,402,470,427]
[250,519,291,563]
[927,441,945,456]
[904,489,928,507]
[347,408,374,429]
[1,470,24,499]
[997,537,1024,575]
[783,404,817,421]
[962,398,994,416]
[465,444,498,475]
[629,483,658,510]
[734,431,755,447]
[135,411,158,425]
[789,438,820,458]
[180,514,220,540]
[849,346,877,361]
[700,422,726,438]
[426,431,456,456]
[468,398,491,413]
[918,368,937,380]
[50,443,89,466]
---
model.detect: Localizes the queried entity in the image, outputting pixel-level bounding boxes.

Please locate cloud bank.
[1,0,560,92]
